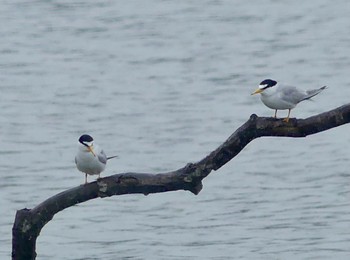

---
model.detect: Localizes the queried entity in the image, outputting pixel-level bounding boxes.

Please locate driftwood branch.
[12,104,350,260]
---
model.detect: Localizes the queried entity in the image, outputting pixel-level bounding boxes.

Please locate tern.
[75,134,117,184]
[251,79,326,122]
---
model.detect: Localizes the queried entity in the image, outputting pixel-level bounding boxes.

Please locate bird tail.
[303,86,327,101]
[107,155,118,160]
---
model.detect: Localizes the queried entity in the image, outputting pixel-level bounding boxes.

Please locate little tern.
[251,79,326,122]
[75,134,117,184]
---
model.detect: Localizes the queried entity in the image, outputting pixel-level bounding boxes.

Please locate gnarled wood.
[12,103,350,260]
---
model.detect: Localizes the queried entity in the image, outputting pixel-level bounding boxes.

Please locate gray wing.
[304,86,327,100]
[279,84,307,104]
[98,150,107,164]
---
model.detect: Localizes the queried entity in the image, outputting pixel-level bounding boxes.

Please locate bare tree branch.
[12,103,350,260]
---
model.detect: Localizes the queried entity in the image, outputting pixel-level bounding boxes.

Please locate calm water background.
[1,0,350,259]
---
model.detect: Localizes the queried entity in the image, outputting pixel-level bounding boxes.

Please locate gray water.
[1,0,350,259]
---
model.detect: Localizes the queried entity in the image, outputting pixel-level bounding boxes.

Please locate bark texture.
[12,104,350,259]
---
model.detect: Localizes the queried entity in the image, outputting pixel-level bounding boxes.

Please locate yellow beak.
[88,146,96,157]
[251,88,263,95]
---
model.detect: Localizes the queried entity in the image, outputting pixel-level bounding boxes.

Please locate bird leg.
[274,109,277,118]
[283,109,291,122]
[85,173,88,184]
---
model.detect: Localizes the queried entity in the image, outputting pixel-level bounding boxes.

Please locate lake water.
[1,1,350,259]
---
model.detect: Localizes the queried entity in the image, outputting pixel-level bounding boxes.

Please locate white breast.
[75,145,106,175]
[260,85,296,110]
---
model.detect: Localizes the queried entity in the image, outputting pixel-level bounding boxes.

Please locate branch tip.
[188,181,203,195]
[249,114,258,121]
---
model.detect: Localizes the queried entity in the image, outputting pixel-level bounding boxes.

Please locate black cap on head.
[79,134,94,145]
[259,79,277,88]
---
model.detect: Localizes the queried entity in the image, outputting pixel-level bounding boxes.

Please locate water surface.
[1,1,350,259]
